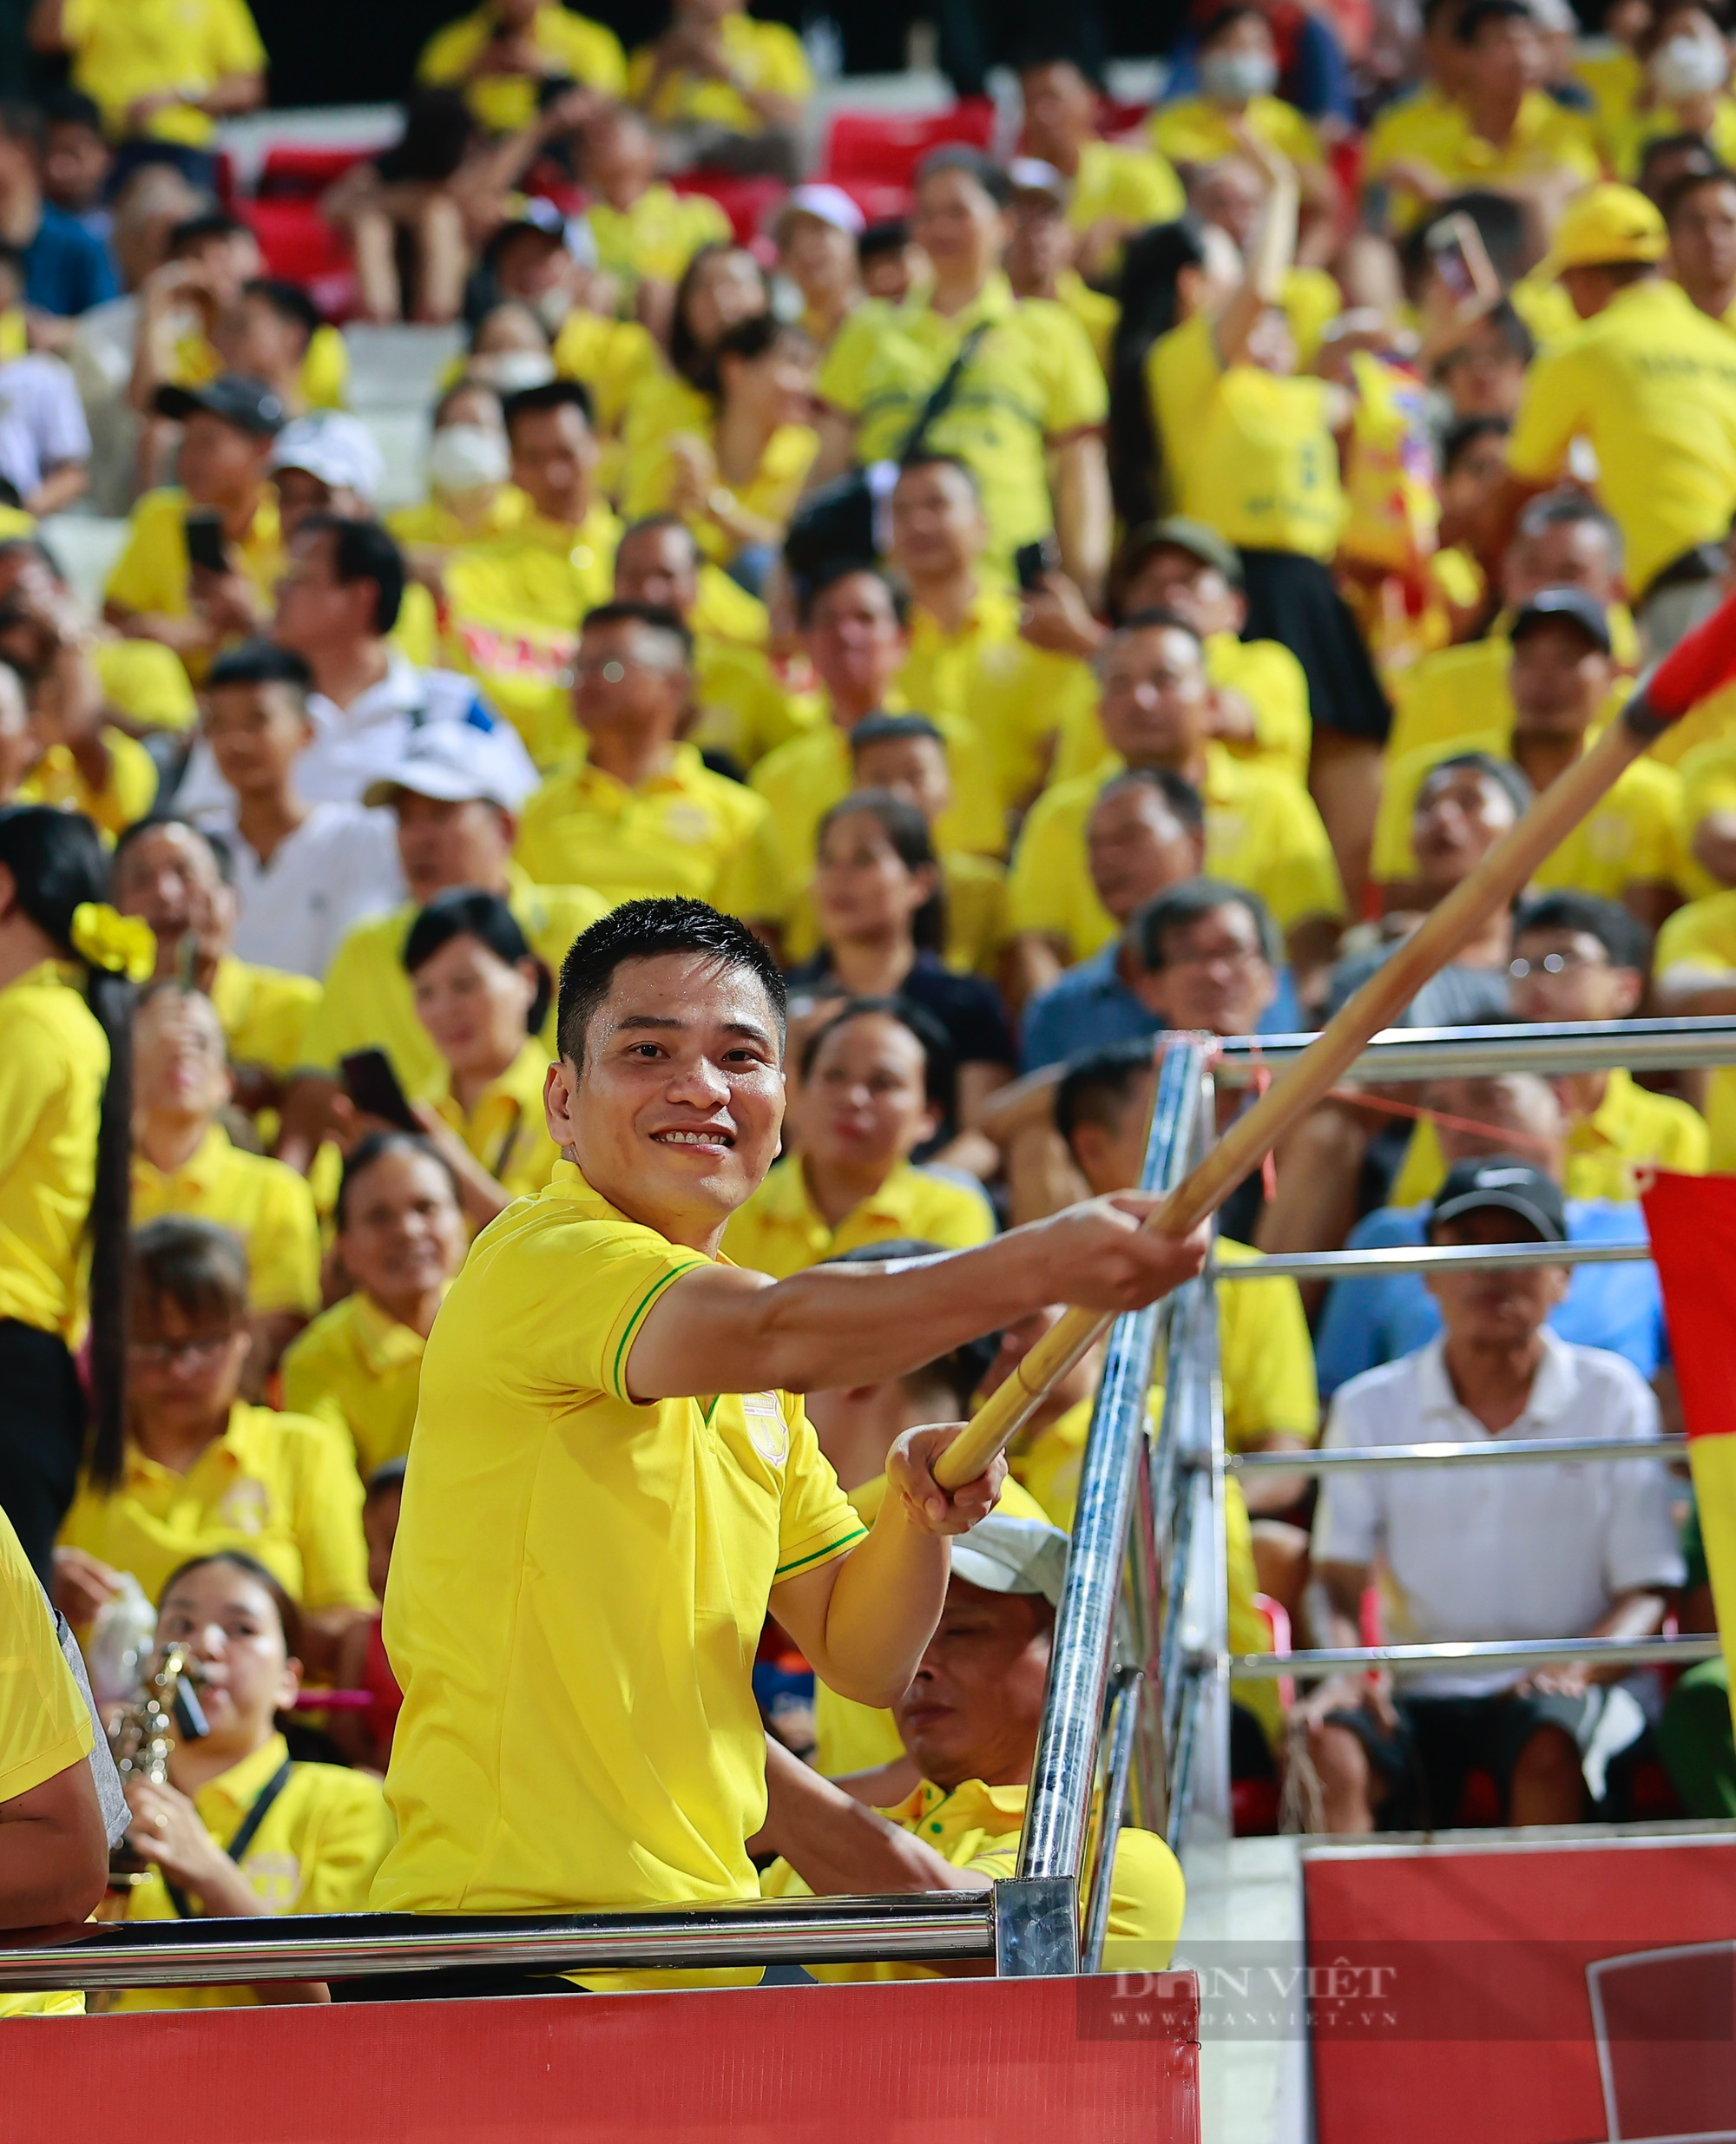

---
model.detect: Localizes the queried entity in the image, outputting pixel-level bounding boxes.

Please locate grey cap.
[950,1512,1069,1606]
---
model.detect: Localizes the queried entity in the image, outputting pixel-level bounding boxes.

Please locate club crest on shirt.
[217,1477,271,1536]
[741,1390,788,1465]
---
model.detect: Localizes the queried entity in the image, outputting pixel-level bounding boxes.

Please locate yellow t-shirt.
[0,962,106,1339]
[63,0,263,144]
[622,413,818,566]
[441,505,622,767]
[550,308,661,441]
[58,1402,373,1613]
[208,953,321,1079]
[819,275,1107,569]
[108,1733,395,2010]
[417,0,626,131]
[586,185,733,292]
[299,875,608,1095]
[17,727,158,840]
[1149,91,1323,173]
[1678,733,1736,864]
[0,1505,92,2019]
[1573,43,1644,136]
[371,1162,865,1985]
[103,487,284,684]
[1363,88,1601,233]
[422,1036,560,1212]
[1506,278,1736,595]
[1391,1064,1709,1207]
[1147,311,1345,562]
[689,633,816,767]
[279,1290,436,1480]
[386,484,529,558]
[1655,889,1736,1167]
[130,1125,320,1319]
[1069,136,1186,237]
[1008,744,1346,959]
[1610,94,1736,180]
[944,850,1009,977]
[93,638,199,733]
[721,1154,995,1279]
[761,1774,1183,1977]
[1054,630,1312,788]
[627,10,812,133]
[169,323,348,416]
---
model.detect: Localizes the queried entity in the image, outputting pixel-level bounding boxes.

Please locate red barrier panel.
[10,1972,1201,2144]
[1305,1834,1736,2144]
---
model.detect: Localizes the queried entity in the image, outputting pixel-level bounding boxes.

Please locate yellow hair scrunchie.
[69,902,155,984]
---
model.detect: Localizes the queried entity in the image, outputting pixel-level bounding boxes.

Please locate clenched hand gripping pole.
[935,589,1736,1491]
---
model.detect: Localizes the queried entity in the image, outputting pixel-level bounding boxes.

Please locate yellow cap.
[1540,183,1667,278]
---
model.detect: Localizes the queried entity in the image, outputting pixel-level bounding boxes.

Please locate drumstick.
[935,588,1736,1490]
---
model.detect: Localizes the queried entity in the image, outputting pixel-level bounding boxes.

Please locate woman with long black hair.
[0,805,149,1582]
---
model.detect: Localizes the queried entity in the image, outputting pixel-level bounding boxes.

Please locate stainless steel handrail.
[1229,1434,1687,1473]
[0,1897,995,1993]
[1081,1667,1142,1976]
[1210,1240,1649,1282]
[1231,1634,1720,1680]
[1212,1015,1736,1085]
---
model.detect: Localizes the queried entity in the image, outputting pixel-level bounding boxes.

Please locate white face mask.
[427,423,510,498]
[1200,48,1279,102]
[469,349,556,394]
[1652,30,1728,99]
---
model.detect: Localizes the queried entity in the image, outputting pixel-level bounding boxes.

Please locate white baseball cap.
[778,182,866,239]
[1008,157,1070,206]
[269,413,386,505]
[363,725,522,812]
[950,1512,1069,1606]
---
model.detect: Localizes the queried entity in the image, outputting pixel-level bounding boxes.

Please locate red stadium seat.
[821,98,995,188]
[256,144,371,200]
[238,201,356,315]
[668,170,788,246]
[828,176,912,224]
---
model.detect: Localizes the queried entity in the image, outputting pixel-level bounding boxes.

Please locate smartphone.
[184,509,230,577]
[1424,213,1478,302]
[1014,536,1061,592]
[340,1049,422,1134]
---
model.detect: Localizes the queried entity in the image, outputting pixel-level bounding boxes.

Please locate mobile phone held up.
[1014,536,1061,593]
[183,509,231,577]
[340,1049,423,1134]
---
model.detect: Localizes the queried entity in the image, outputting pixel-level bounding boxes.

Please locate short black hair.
[1133,875,1279,970]
[1199,3,1268,44]
[295,512,406,635]
[168,210,248,253]
[43,88,104,135]
[1456,0,1535,42]
[799,992,957,1122]
[581,599,694,664]
[110,812,235,888]
[1440,412,1510,476]
[913,146,1012,207]
[796,556,909,628]
[403,888,552,1035]
[502,376,595,438]
[894,448,981,493]
[242,275,323,345]
[1514,889,1651,971]
[858,217,910,264]
[1093,764,1207,838]
[206,637,313,698]
[1055,1039,1154,1151]
[1661,161,1736,225]
[1114,604,1206,651]
[849,711,945,755]
[556,896,787,1068]
[336,1128,462,1232]
[1418,749,1535,822]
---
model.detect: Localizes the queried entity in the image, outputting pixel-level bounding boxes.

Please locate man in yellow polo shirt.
[43,0,263,150]
[515,601,779,918]
[368,896,1207,1990]
[416,0,625,133]
[1017,54,1184,280]
[628,0,810,175]
[577,103,732,299]
[103,372,286,685]
[758,1509,1185,1976]
[1492,183,1736,651]
[443,378,621,767]
[1007,612,1345,1003]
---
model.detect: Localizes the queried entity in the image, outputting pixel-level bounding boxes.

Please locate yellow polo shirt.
[421,1037,560,1212]
[0,1506,91,2019]
[1680,733,1736,861]
[0,962,106,1339]
[1507,279,1736,595]
[1385,610,1641,766]
[761,1775,1184,1976]
[819,274,1107,569]
[721,1154,995,1279]
[1056,269,1118,372]
[103,487,284,684]
[17,727,157,841]
[1611,95,1736,180]
[372,1162,865,1985]
[586,185,733,292]
[417,0,626,131]
[208,953,320,1079]
[91,639,199,733]
[108,1733,395,2011]
[63,0,264,145]
[1008,744,1346,959]
[622,415,818,567]
[1658,675,1736,773]
[1053,631,1312,788]
[1656,890,1736,1167]
[130,1125,320,1318]
[1363,89,1601,233]
[386,484,529,559]
[1391,1064,1709,1208]
[550,308,661,443]
[944,851,1009,977]
[1147,312,1345,562]
[1068,136,1186,238]
[1371,727,1687,898]
[442,505,622,767]
[689,633,817,767]
[168,322,349,415]
[627,10,812,132]
[280,1290,437,1479]
[299,874,608,1094]
[1149,90,1323,172]
[516,740,780,915]
[59,1401,372,1613]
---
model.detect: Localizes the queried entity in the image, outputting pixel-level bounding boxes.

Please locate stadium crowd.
[5,0,1736,2011]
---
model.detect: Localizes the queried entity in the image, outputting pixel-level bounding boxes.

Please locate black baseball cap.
[1429,1159,1568,1244]
[154,372,288,437]
[1508,587,1612,655]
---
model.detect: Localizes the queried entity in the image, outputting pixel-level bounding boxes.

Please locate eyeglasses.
[1508,950,1601,979]
[129,1334,238,1368]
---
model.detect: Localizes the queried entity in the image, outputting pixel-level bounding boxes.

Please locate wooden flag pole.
[935,592,1736,1491]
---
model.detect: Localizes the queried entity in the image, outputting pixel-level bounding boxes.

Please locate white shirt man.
[212,798,404,979]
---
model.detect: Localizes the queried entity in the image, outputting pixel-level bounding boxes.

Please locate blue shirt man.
[1020,937,1304,1072]
[23,201,116,316]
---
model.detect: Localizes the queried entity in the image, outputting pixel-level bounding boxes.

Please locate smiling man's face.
[544,950,786,1252]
